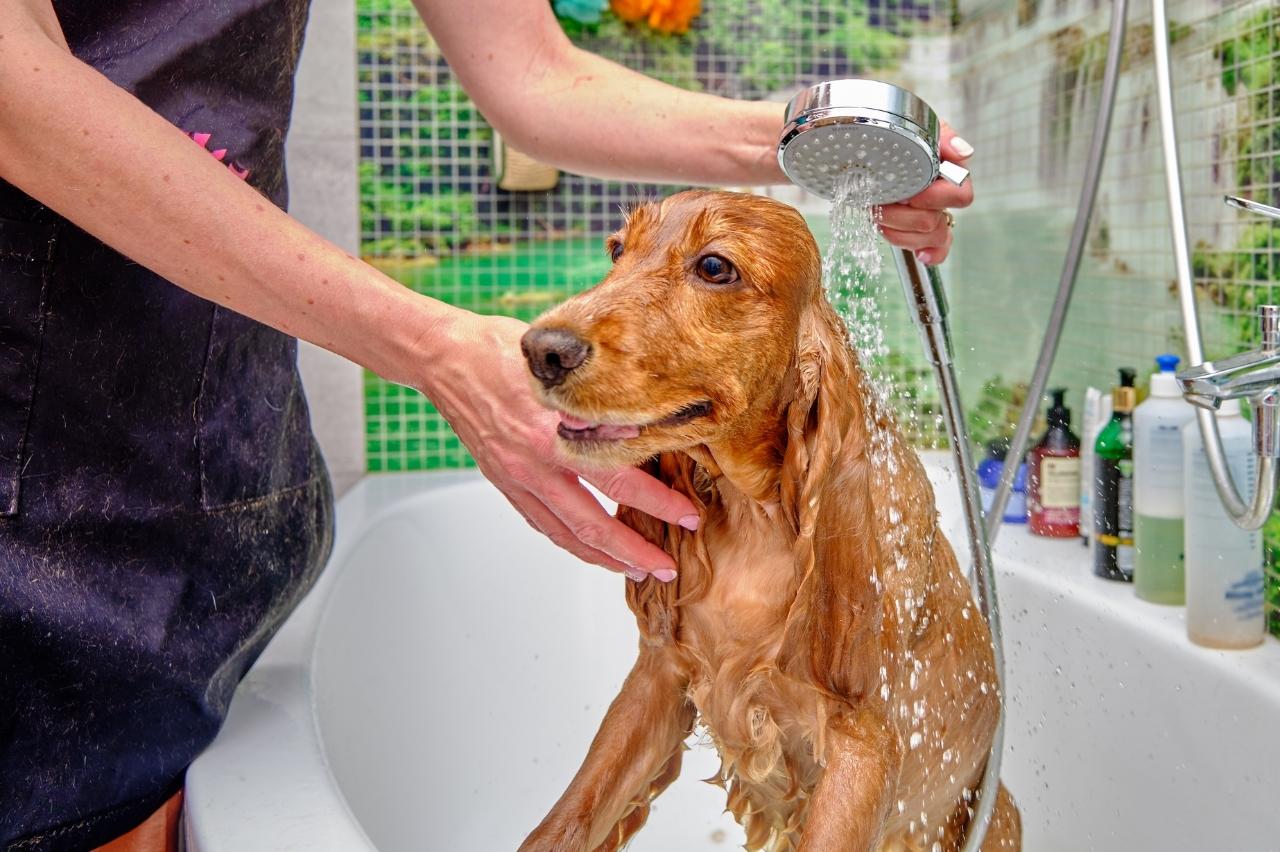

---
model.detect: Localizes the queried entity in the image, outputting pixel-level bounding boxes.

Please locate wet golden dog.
[518,191,1020,851]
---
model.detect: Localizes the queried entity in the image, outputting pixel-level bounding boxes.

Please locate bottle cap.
[1149,353,1183,398]
[977,457,1002,489]
[1113,367,1137,413]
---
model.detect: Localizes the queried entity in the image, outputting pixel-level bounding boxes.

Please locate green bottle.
[1094,368,1137,581]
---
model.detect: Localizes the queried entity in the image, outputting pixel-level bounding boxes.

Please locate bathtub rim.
[184,454,1280,850]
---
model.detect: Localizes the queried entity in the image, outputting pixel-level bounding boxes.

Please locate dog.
[518,190,1020,851]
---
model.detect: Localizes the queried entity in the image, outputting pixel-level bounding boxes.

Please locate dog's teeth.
[559,412,598,430]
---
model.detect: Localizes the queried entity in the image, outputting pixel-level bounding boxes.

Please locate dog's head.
[521,190,825,468]
[525,191,886,705]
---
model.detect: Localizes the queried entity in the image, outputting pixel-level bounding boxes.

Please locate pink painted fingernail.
[652,568,677,583]
[624,567,647,582]
[952,136,974,157]
[678,514,699,531]
[917,250,935,265]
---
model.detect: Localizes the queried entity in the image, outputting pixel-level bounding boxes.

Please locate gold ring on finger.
[943,211,955,229]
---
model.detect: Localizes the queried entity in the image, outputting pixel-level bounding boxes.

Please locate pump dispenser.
[1028,388,1081,537]
[1095,368,1137,581]
[1133,354,1196,603]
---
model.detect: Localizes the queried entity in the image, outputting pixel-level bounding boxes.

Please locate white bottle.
[1133,355,1196,604]
[1079,386,1112,545]
[1183,400,1266,649]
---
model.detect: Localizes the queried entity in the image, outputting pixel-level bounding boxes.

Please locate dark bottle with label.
[1094,368,1137,581]
[1028,388,1081,537]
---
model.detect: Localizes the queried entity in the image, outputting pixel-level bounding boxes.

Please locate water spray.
[777,79,1003,852]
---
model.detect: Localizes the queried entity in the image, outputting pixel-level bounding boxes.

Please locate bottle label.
[1225,570,1265,620]
[1095,457,1135,580]
[1041,457,1081,509]
[1146,423,1185,492]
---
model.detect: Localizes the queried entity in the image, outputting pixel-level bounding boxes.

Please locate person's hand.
[877,122,974,265]
[418,310,697,582]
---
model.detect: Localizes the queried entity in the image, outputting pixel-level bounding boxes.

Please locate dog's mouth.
[556,400,714,443]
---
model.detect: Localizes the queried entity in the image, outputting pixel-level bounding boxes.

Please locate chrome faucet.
[1224,194,1280,223]
[1167,192,1280,528]
[1177,305,1280,458]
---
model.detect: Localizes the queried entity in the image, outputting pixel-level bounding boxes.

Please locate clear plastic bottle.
[1183,400,1265,649]
[1133,355,1195,604]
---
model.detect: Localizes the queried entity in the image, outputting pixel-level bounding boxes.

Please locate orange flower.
[609,0,700,33]
[645,0,700,33]
[610,0,653,23]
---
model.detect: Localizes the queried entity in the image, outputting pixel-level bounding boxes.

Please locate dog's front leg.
[519,645,694,852]
[798,706,902,852]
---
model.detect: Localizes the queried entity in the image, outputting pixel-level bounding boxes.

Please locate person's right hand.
[416,309,699,582]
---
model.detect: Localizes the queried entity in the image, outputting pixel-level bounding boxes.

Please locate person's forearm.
[505,45,786,186]
[0,14,452,387]
[413,0,786,187]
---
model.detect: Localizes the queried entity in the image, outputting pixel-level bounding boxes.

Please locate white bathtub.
[185,453,1280,851]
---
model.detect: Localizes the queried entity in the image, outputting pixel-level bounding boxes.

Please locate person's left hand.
[877,121,974,265]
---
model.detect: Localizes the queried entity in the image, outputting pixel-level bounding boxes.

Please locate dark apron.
[0,2,333,848]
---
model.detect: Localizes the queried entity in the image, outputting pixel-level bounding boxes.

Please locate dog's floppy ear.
[618,453,711,645]
[776,300,885,704]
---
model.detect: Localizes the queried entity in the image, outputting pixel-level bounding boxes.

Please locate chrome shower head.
[777,79,969,204]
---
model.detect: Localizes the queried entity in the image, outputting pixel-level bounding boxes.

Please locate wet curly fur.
[519,191,1021,852]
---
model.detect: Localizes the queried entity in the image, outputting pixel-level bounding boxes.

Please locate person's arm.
[0,0,694,580]
[414,0,973,260]
[412,0,783,187]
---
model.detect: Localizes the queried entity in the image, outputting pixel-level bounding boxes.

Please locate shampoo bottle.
[1094,368,1136,581]
[977,438,1029,524]
[1028,388,1080,537]
[1133,355,1196,604]
[1183,400,1266,648]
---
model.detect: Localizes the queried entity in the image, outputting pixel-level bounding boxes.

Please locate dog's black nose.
[520,328,591,388]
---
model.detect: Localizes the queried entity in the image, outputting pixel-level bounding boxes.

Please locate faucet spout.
[1176,349,1280,407]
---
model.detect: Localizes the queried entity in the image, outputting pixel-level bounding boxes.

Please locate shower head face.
[778,79,943,205]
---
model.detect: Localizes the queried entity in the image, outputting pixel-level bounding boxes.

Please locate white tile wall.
[288,0,365,496]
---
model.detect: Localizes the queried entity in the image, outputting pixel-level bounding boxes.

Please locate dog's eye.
[697,254,737,285]
[610,242,624,262]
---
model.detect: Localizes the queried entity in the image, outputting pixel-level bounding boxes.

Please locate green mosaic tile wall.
[356,0,944,471]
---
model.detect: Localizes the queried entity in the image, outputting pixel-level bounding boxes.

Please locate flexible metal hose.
[985,0,1129,543]
[893,249,1004,852]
